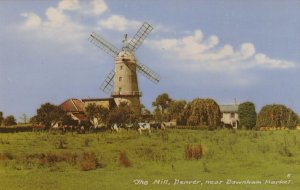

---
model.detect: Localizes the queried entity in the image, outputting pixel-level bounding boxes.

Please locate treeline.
[0,112,17,127]
[1,93,300,130]
[151,93,299,129]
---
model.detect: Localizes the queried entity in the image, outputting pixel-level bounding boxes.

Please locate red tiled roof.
[72,113,88,121]
[60,98,84,112]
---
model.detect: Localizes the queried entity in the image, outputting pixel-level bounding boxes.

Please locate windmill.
[88,22,160,114]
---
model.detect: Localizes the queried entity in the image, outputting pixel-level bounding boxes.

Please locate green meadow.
[0,129,299,190]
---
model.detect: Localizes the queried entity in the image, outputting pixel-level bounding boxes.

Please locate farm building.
[219,104,239,128]
[60,98,117,127]
[60,98,88,124]
[81,98,116,110]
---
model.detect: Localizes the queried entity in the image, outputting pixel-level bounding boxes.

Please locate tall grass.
[0,129,299,190]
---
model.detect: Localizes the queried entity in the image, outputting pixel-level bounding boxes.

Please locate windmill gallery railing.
[111,91,142,97]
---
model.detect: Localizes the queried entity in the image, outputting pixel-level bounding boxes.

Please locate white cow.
[138,122,151,134]
[111,123,120,133]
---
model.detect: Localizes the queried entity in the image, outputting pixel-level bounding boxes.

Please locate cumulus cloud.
[58,0,80,11]
[21,12,41,28]
[91,0,108,15]
[255,53,295,69]
[147,30,295,71]
[19,0,110,53]
[98,15,141,31]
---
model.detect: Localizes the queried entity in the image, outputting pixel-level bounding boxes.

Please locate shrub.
[187,98,221,129]
[185,144,203,160]
[238,102,257,129]
[118,151,131,167]
[257,104,299,129]
[80,152,98,171]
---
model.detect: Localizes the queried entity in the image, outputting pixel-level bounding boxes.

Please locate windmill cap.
[116,50,136,61]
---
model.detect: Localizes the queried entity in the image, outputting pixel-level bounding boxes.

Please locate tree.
[34,103,67,129]
[0,111,3,126]
[107,102,138,125]
[84,103,109,127]
[152,93,172,114]
[152,93,172,121]
[166,100,187,122]
[141,104,151,115]
[257,104,299,129]
[177,102,192,125]
[19,113,30,124]
[187,98,221,129]
[238,102,257,129]
[3,115,17,126]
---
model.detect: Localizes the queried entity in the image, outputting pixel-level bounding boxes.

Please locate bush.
[80,152,98,171]
[185,144,203,160]
[118,151,131,167]
[187,99,221,129]
[257,104,299,129]
[3,115,17,126]
[238,102,257,129]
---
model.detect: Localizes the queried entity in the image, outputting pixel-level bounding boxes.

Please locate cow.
[137,122,151,134]
[161,121,176,128]
[111,123,121,133]
[150,121,166,130]
[124,123,135,131]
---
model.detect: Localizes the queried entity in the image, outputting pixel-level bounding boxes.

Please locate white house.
[219,104,239,128]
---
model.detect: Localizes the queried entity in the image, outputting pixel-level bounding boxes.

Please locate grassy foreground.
[0,129,299,190]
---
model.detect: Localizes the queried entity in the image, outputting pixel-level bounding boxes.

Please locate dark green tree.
[84,103,109,127]
[0,111,3,125]
[152,93,172,121]
[34,103,67,129]
[166,100,187,122]
[152,93,172,114]
[177,102,192,125]
[238,102,257,129]
[187,98,221,129]
[107,102,138,125]
[141,104,151,115]
[3,115,17,126]
[257,104,299,129]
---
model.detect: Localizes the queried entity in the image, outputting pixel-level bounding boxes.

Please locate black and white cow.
[137,122,151,134]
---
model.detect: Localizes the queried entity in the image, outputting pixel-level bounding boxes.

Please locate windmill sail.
[100,69,115,94]
[128,22,153,52]
[89,32,120,58]
[136,61,160,84]
[89,21,160,98]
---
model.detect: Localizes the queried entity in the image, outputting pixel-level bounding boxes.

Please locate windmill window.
[120,65,123,70]
[119,77,122,81]
[119,87,122,92]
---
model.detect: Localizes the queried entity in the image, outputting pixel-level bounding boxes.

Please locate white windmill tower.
[88,22,160,114]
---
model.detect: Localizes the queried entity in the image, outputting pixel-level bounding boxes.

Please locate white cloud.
[147,30,295,71]
[21,12,41,29]
[58,0,80,11]
[98,15,141,31]
[45,7,67,26]
[240,43,255,58]
[255,53,295,69]
[91,0,108,15]
[20,1,90,53]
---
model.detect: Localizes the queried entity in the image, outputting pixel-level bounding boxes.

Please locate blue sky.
[0,0,300,120]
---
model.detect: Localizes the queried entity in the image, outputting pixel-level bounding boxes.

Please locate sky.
[0,0,300,120]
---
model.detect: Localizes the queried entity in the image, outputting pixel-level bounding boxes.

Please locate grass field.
[0,129,299,190]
